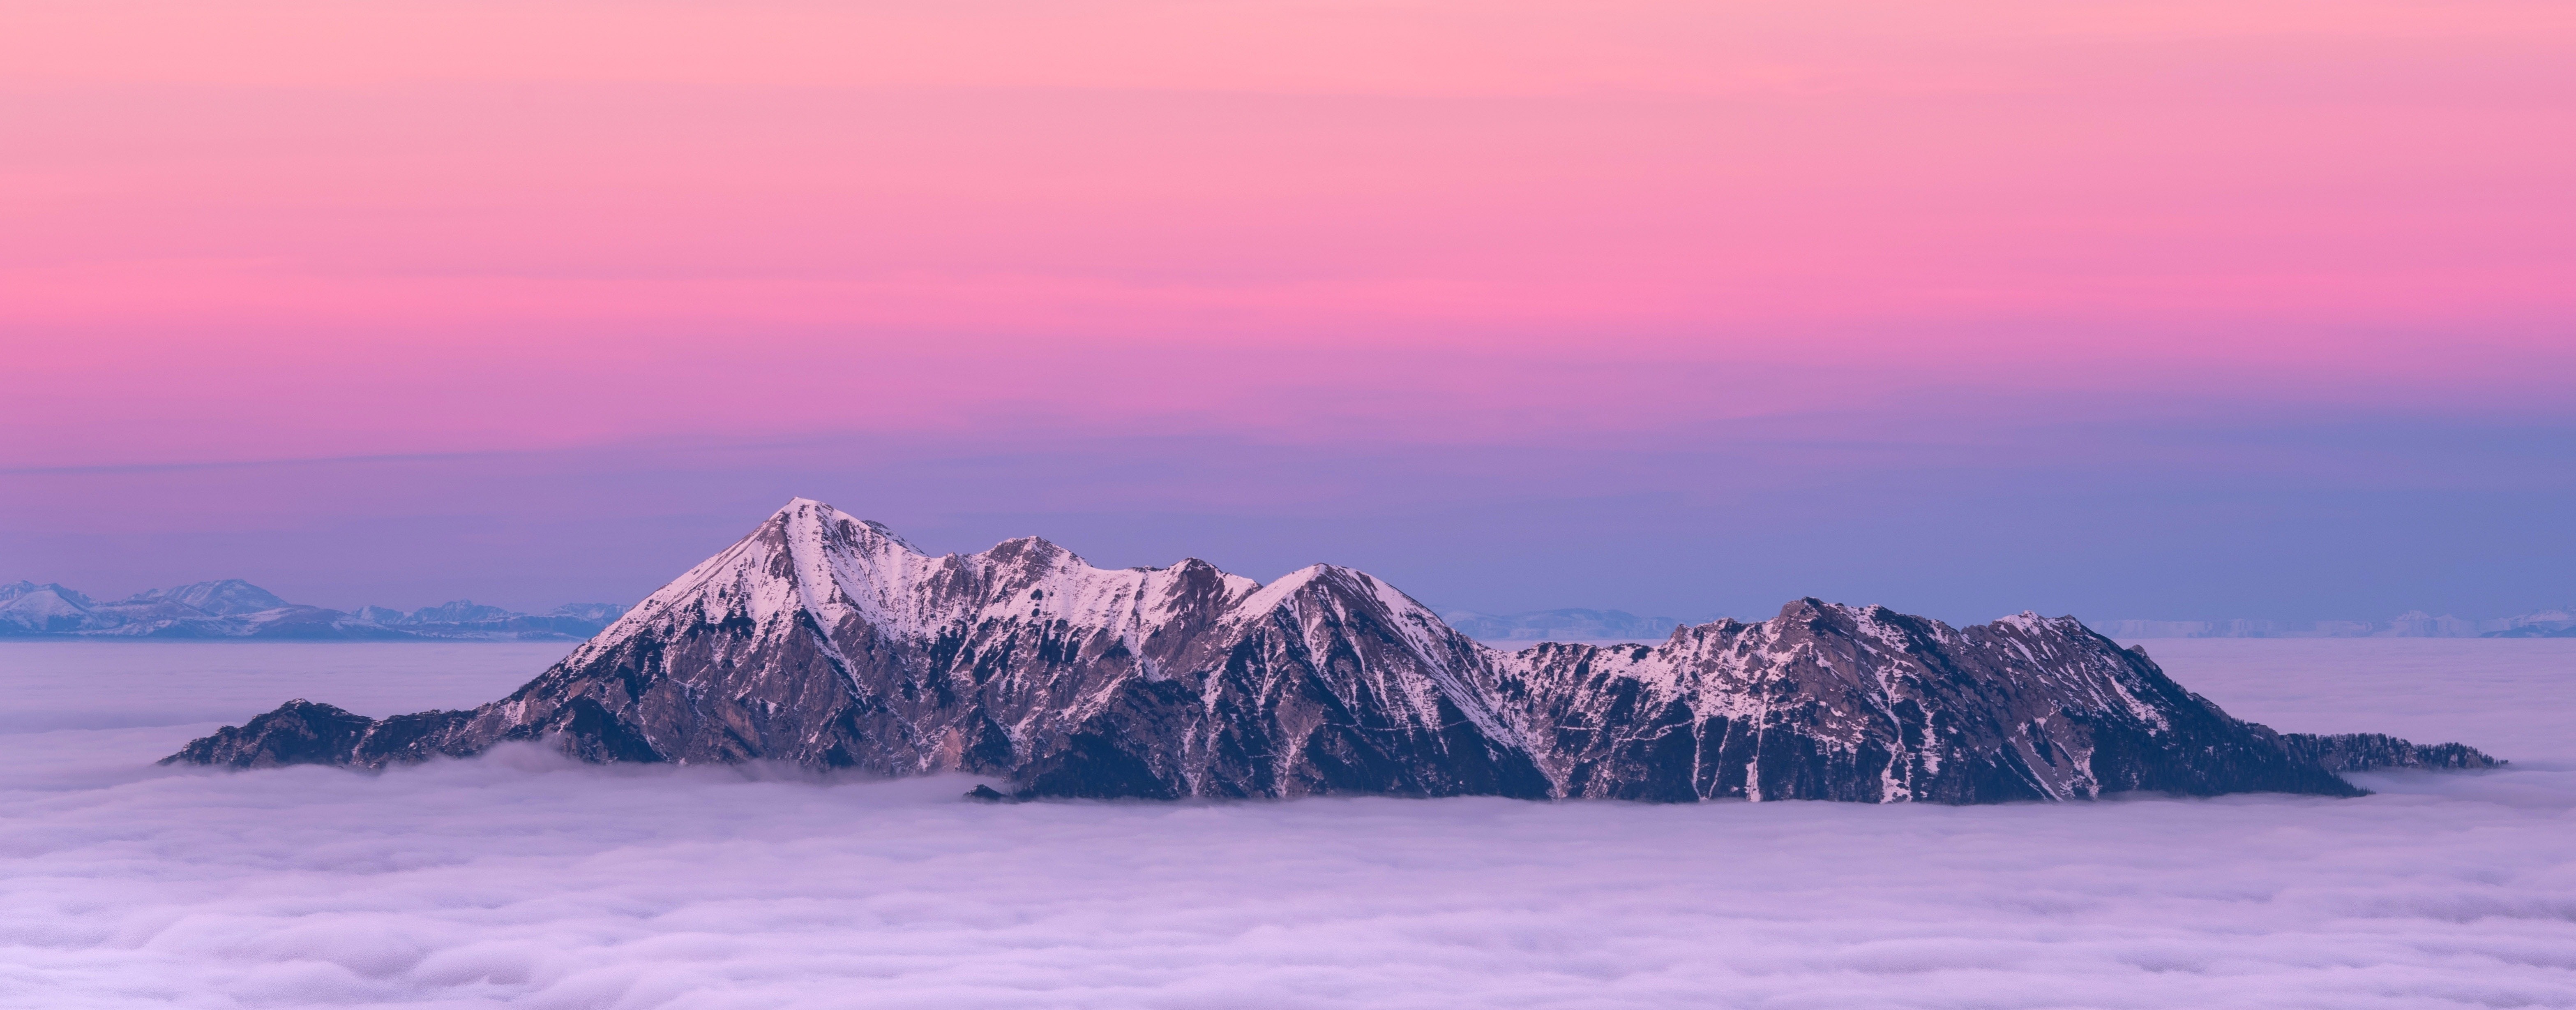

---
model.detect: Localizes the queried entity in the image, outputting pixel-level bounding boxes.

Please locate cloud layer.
[2,640,2571,1008]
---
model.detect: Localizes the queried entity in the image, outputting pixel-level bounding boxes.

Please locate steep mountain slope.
[169,499,2499,802]
[176,501,1545,797]
[1502,604,2357,802]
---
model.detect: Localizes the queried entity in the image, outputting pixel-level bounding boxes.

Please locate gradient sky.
[4,0,2571,622]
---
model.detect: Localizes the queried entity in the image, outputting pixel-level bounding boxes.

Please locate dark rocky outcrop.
[166,499,2502,804]
[164,700,377,769]
[2279,732,2503,772]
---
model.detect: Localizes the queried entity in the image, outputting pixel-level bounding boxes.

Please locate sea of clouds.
[2,638,2571,1009]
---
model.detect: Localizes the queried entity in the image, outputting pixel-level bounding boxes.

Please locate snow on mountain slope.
[0,582,97,634]
[1499,602,2353,803]
[169,499,2495,803]
[571,499,1261,670]
[122,579,291,616]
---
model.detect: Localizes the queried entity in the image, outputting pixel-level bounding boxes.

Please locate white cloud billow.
[1,639,2570,1008]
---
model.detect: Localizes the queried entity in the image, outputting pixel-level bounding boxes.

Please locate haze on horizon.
[3,0,2571,624]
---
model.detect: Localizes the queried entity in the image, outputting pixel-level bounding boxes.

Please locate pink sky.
[6,0,2571,471]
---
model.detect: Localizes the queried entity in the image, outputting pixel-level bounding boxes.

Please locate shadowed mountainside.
[168,500,2500,802]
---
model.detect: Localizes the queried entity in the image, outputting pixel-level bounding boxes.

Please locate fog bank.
[2,640,2571,1008]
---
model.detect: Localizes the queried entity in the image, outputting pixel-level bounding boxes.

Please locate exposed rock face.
[165,700,376,769]
[167,499,2500,803]
[1500,605,2416,802]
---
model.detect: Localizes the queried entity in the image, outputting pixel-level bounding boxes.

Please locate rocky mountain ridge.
[168,500,2501,803]
[0,579,624,641]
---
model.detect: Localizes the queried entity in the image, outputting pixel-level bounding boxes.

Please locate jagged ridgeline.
[168,500,2501,802]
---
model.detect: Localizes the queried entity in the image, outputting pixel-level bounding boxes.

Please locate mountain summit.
[121,579,291,616]
[168,499,2498,802]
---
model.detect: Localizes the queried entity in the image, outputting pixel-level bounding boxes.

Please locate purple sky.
[9,400,2569,624]
[4,0,2571,623]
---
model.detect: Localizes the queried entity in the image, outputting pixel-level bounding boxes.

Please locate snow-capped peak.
[169,499,2478,807]
[120,578,290,616]
[578,499,1271,664]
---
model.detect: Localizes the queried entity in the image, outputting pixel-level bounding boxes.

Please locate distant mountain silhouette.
[0,580,625,641]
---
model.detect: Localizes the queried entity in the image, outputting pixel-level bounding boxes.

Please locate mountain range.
[168,499,2499,803]
[1451,607,2576,643]
[2091,608,2576,639]
[0,580,624,641]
